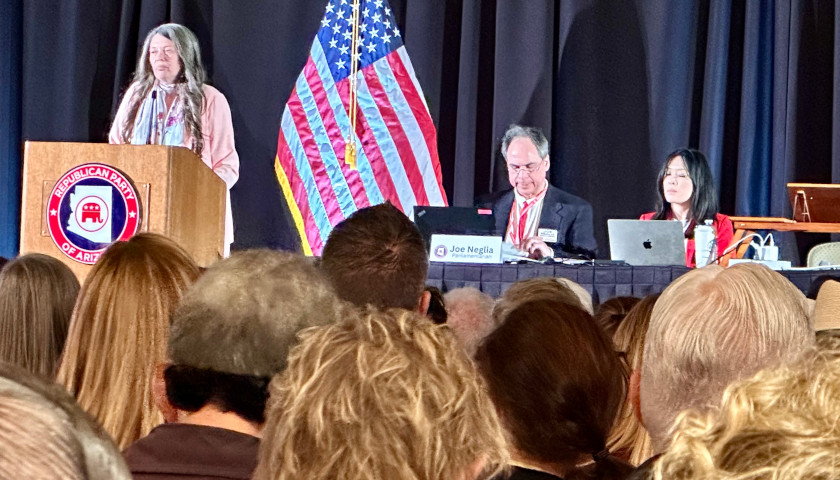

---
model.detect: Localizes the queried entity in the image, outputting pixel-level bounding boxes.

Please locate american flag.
[275,0,448,255]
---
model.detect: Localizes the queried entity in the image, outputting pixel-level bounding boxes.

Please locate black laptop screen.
[413,206,496,248]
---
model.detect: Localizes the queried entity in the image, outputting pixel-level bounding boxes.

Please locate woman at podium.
[109,23,239,256]
[640,149,733,267]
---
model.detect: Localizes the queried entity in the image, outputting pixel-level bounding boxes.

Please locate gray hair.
[444,287,496,357]
[169,250,349,377]
[120,23,206,155]
[640,263,815,452]
[0,363,131,479]
[501,124,549,160]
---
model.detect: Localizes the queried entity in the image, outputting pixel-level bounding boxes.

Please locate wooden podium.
[20,142,225,280]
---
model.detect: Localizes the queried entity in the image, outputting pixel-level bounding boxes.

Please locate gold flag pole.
[343,0,361,170]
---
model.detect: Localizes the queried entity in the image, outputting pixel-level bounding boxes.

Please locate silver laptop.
[608,219,686,266]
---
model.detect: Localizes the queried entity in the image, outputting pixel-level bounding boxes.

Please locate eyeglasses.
[507,162,542,175]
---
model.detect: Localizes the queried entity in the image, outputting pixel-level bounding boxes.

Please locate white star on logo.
[336,58,346,70]
[353,52,361,62]
[332,24,341,34]
[321,17,330,27]
[382,32,391,43]
[372,12,381,23]
[383,19,390,29]
[363,7,369,17]
[369,27,379,38]
[343,30,352,40]
[339,44,349,55]
[128,211,136,218]
[374,0,383,7]
[385,7,391,15]
[338,9,345,19]
[366,42,376,53]
[330,38,339,48]
[50,209,57,216]
[326,3,335,13]
[394,28,401,38]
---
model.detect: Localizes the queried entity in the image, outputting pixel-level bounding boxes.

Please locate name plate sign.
[429,234,502,264]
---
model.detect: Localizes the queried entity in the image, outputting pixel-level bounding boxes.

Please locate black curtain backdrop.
[2,0,839,261]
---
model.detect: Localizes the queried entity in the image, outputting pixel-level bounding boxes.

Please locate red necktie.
[517,199,535,244]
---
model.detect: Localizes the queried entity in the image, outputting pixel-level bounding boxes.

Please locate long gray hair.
[119,23,206,155]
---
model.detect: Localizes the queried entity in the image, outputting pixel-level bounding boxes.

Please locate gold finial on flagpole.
[344,142,357,169]
[344,0,362,170]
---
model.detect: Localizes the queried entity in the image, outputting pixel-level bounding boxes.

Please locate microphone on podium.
[147,90,157,145]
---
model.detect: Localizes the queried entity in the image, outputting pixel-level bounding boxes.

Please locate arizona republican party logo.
[47,163,141,265]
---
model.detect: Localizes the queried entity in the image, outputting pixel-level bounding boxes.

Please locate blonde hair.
[654,347,840,479]
[640,263,814,451]
[56,233,200,449]
[0,253,80,377]
[493,277,588,323]
[0,363,131,479]
[254,309,509,480]
[606,294,656,466]
[555,277,594,314]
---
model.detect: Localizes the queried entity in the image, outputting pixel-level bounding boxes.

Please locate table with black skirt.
[425,262,835,302]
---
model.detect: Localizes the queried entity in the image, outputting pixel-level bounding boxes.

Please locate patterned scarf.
[130,83,185,147]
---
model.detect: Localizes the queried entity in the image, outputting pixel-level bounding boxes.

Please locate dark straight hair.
[653,149,719,227]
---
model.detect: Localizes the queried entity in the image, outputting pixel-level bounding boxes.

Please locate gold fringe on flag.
[343,0,362,170]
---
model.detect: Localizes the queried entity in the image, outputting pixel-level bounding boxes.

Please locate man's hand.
[518,236,553,259]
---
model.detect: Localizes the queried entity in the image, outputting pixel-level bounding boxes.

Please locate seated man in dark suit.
[479,124,597,259]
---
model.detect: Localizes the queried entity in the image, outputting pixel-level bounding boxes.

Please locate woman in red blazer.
[640,149,733,268]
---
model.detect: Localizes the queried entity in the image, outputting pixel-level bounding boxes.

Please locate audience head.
[654,346,840,480]
[0,362,131,479]
[805,274,840,300]
[56,233,200,449]
[595,296,640,339]
[0,253,80,377]
[555,277,594,314]
[255,309,508,480]
[493,276,588,324]
[812,278,840,332]
[606,293,657,466]
[321,202,429,312]
[476,299,630,480]
[640,263,814,452]
[165,250,347,425]
[654,148,718,224]
[444,287,496,357]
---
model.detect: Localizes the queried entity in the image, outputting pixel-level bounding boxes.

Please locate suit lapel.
[495,190,515,235]
[539,186,565,232]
